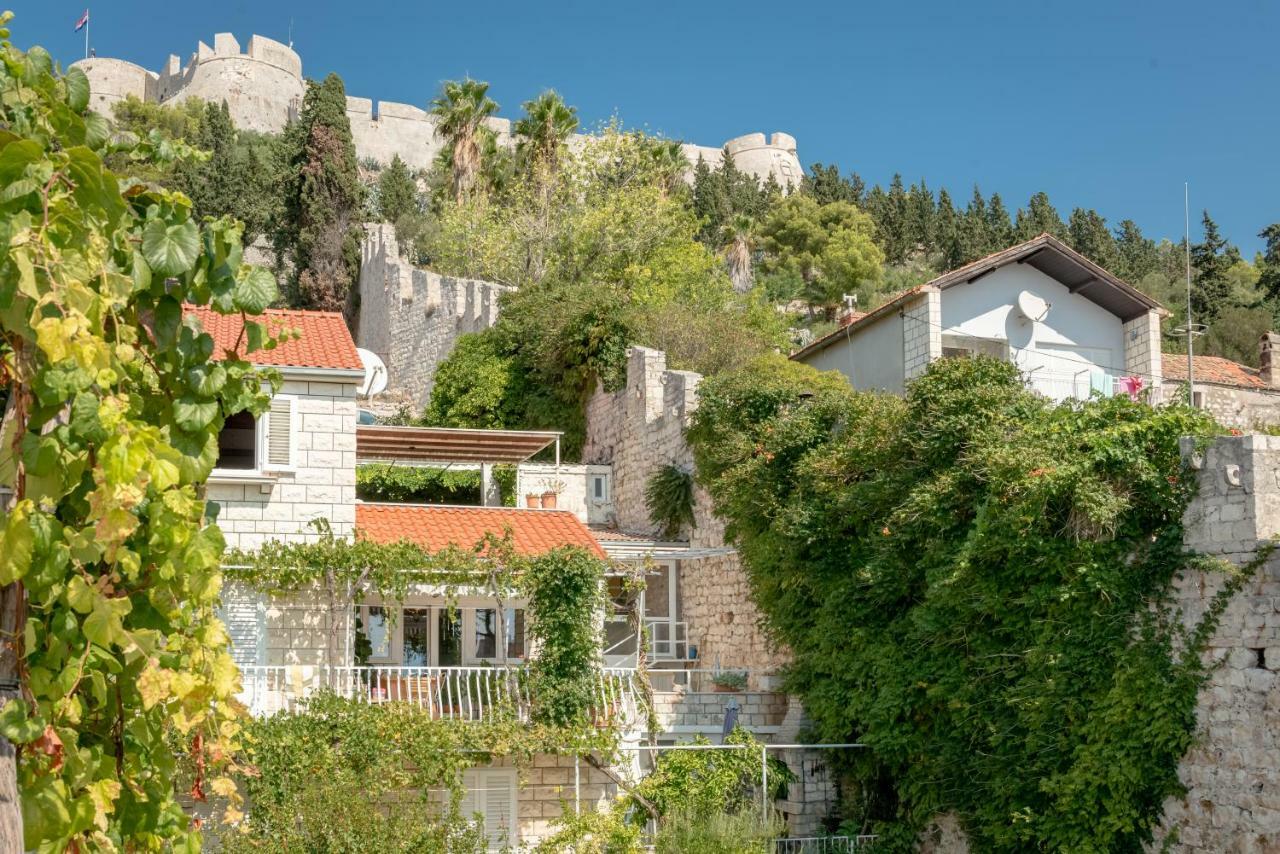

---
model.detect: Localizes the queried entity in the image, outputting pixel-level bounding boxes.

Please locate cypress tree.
[378,155,418,224]
[284,73,364,312]
[961,186,992,261]
[935,188,964,270]
[1258,223,1280,302]
[906,179,935,257]
[1190,211,1233,323]
[803,163,864,206]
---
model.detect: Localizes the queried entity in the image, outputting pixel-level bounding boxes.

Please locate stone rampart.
[76,33,802,185]
[356,224,509,408]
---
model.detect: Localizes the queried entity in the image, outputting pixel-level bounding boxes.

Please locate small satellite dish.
[356,348,388,397]
[1016,291,1050,323]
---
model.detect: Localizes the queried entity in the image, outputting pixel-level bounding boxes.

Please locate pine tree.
[906,179,935,258]
[986,192,1014,250]
[1015,192,1066,241]
[691,151,769,246]
[1067,208,1119,270]
[378,155,418,223]
[960,186,992,262]
[1190,211,1233,324]
[1113,219,1159,282]
[1258,223,1280,302]
[802,163,864,206]
[935,188,964,270]
[284,73,364,312]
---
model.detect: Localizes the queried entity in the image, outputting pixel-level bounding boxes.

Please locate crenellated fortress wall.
[73,32,804,185]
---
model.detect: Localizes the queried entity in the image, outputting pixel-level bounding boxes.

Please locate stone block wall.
[583,347,790,673]
[207,376,358,550]
[903,288,942,380]
[1161,380,1280,430]
[1123,310,1163,386]
[1155,435,1280,851]
[356,224,509,409]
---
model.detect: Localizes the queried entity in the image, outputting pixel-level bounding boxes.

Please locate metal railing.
[775,836,877,852]
[1025,369,1114,402]
[645,666,767,693]
[237,664,639,725]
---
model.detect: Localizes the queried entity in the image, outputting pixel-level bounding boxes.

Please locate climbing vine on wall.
[0,18,288,849]
[687,353,1250,851]
[644,464,695,539]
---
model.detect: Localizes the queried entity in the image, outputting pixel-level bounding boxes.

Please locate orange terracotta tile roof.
[1162,353,1268,390]
[356,504,608,559]
[184,305,363,372]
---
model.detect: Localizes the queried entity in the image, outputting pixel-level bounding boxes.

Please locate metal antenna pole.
[1185,183,1194,406]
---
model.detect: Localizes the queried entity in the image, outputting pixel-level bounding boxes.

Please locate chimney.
[1261,333,1280,388]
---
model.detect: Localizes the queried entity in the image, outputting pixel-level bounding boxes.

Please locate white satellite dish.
[356,348,388,397]
[1016,291,1050,323]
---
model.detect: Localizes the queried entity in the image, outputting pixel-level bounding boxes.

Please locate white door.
[462,767,517,850]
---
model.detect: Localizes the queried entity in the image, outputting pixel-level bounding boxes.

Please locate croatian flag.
[74,10,89,32]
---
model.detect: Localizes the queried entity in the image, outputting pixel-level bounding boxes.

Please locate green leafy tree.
[281,73,364,312]
[688,354,1230,852]
[0,17,285,848]
[430,78,499,204]
[1191,211,1233,324]
[691,151,770,246]
[757,194,884,315]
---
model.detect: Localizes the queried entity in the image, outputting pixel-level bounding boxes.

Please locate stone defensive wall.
[74,32,804,185]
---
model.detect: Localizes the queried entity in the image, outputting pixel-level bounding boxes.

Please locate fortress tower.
[74,33,803,186]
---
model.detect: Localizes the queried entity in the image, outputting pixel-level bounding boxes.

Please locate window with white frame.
[214,394,296,473]
[589,472,609,503]
[356,604,526,666]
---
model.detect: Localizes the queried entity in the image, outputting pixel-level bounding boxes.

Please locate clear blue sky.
[9,0,1278,254]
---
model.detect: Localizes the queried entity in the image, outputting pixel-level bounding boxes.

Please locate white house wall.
[802,311,906,393]
[940,265,1127,385]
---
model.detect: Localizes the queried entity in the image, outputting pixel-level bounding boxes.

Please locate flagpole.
[84,10,89,59]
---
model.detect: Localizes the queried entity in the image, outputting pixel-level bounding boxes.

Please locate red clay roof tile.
[184,305,363,372]
[1162,353,1268,390]
[356,504,607,559]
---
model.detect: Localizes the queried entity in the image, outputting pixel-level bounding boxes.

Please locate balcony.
[237,664,641,726]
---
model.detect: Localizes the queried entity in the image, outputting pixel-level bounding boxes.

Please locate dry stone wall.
[356,224,509,409]
[1161,381,1280,431]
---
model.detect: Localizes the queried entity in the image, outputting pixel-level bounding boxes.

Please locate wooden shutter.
[218,582,264,668]
[462,768,517,850]
[261,395,296,470]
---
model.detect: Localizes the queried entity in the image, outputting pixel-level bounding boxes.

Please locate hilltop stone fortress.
[72,32,804,185]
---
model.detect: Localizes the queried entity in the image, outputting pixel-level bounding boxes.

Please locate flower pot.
[525,493,542,509]
[713,683,736,693]
[541,491,558,509]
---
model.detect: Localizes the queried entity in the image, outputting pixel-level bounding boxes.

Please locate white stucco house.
[791,234,1166,401]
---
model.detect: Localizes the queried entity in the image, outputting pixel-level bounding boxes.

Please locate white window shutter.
[463,769,517,851]
[218,582,265,668]
[262,395,296,470]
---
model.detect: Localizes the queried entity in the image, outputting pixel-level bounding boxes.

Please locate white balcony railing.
[774,837,878,853]
[237,664,640,726]
[1025,369,1114,402]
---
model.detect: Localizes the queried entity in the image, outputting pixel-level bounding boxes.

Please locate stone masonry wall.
[582,348,790,674]
[1154,434,1280,852]
[903,288,942,380]
[356,224,509,409]
[1160,380,1280,431]
[1123,311,1163,387]
[207,375,357,551]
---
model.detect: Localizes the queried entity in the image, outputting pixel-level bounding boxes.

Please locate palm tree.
[721,215,755,293]
[647,139,688,198]
[514,90,578,173]
[430,78,499,204]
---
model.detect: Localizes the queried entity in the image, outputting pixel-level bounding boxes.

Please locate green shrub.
[688,354,1240,851]
[654,810,785,854]
[645,464,695,539]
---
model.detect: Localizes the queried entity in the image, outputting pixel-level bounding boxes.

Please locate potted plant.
[711,671,748,693]
[541,479,566,509]
[525,492,542,509]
